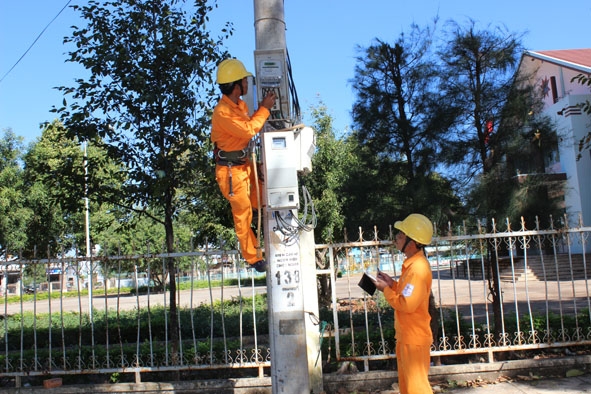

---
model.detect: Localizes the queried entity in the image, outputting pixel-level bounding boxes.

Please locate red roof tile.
[534,49,591,68]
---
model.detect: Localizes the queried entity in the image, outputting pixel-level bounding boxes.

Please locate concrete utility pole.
[254,0,286,54]
[253,1,322,393]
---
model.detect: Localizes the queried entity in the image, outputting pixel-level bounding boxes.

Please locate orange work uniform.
[383,250,433,394]
[211,95,270,265]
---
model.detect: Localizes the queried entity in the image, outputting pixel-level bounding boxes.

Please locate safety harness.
[214,147,248,166]
[214,146,248,197]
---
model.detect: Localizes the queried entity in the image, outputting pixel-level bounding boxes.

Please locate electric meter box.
[263,131,299,209]
[254,49,290,123]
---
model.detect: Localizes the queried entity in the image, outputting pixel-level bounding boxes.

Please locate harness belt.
[216,149,247,166]
[215,148,249,197]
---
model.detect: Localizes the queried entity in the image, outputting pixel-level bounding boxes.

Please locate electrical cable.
[0,0,72,85]
[272,210,299,245]
[285,48,301,123]
[271,186,317,245]
[292,186,317,231]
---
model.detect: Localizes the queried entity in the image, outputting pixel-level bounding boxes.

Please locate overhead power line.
[0,0,72,85]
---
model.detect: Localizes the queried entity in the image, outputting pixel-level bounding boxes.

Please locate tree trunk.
[486,250,504,361]
[164,197,179,370]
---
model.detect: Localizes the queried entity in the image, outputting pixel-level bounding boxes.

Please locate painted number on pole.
[272,250,303,311]
[274,269,300,286]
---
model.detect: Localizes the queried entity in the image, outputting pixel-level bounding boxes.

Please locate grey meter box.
[263,131,299,209]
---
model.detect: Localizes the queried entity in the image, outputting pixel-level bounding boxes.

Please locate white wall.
[525,53,591,232]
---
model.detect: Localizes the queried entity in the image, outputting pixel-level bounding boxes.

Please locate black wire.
[272,215,298,245]
[271,185,317,245]
[285,48,301,123]
[0,0,73,84]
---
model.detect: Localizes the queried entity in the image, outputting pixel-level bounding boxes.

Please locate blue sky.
[1,0,590,145]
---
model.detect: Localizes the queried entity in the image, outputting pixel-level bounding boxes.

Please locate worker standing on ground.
[211,58,276,273]
[373,213,434,394]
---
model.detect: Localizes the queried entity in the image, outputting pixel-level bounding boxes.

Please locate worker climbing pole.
[253,1,322,393]
[210,2,320,390]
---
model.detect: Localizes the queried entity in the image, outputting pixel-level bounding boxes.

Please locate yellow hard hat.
[216,58,253,84]
[394,214,433,245]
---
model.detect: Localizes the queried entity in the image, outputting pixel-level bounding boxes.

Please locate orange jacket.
[383,250,432,346]
[211,95,270,152]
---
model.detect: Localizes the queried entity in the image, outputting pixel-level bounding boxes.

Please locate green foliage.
[53,0,229,231]
[0,295,588,371]
[303,103,356,243]
[24,121,87,214]
[502,310,591,339]
[50,0,233,342]
[50,0,234,257]
[0,293,269,353]
[176,276,267,291]
[438,20,524,178]
[439,308,472,340]
[348,22,463,234]
[2,119,128,258]
[0,129,31,253]
[20,122,85,255]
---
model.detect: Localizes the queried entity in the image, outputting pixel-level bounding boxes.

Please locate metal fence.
[0,248,272,386]
[320,216,591,372]
[1,216,590,387]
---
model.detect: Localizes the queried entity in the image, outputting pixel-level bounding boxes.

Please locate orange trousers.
[396,343,432,394]
[215,162,262,264]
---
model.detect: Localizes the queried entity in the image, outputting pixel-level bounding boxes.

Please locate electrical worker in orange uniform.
[373,213,434,394]
[211,58,276,273]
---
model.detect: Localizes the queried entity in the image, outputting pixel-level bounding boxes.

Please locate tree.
[436,21,565,228]
[437,20,528,345]
[348,22,460,234]
[52,0,230,356]
[22,122,79,255]
[572,74,591,160]
[0,129,31,255]
[20,121,123,259]
[300,103,358,306]
[437,20,524,194]
[303,103,355,244]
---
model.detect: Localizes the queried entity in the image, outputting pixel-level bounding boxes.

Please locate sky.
[1,0,590,146]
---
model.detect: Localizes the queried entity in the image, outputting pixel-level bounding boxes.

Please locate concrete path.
[444,372,591,393]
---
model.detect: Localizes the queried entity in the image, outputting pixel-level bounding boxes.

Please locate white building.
[516,49,591,233]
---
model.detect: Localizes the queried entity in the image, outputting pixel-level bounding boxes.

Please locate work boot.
[249,260,268,273]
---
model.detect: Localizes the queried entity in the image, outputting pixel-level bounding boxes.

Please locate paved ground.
[442,372,591,393]
[5,371,590,393]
